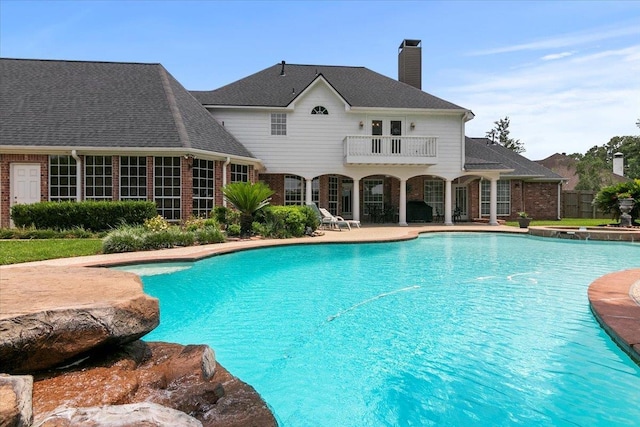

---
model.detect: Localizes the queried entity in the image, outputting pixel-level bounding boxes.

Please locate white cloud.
[470,24,640,56]
[448,45,640,160]
[541,52,573,61]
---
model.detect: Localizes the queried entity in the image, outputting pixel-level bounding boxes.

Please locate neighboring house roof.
[191,63,468,111]
[536,152,629,190]
[465,137,563,181]
[0,58,255,159]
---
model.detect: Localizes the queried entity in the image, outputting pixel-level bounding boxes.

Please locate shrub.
[102,226,146,253]
[258,205,317,238]
[144,215,170,232]
[593,179,640,221]
[184,216,206,231]
[226,223,241,236]
[195,227,225,244]
[11,201,156,231]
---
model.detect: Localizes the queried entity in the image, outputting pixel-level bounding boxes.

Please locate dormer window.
[311,106,328,115]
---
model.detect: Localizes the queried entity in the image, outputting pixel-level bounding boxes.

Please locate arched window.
[311,106,328,115]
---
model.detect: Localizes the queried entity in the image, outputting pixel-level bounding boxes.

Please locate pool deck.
[1,223,639,363]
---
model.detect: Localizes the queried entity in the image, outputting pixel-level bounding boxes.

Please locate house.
[0,58,262,228]
[536,152,629,191]
[0,40,564,228]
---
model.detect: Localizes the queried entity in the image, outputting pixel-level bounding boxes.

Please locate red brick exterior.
[466,178,559,220]
[1,151,560,228]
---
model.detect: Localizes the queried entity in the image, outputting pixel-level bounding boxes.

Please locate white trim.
[288,75,351,110]
[0,146,262,167]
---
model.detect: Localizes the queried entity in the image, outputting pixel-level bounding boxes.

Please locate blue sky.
[1,0,639,160]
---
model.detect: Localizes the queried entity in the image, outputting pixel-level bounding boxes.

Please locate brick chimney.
[398,39,422,90]
[613,152,624,176]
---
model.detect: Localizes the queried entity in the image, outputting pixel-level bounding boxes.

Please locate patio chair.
[318,207,360,231]
[305,203,346,231]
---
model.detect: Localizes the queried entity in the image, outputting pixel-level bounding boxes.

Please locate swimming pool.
[136,233,640,426]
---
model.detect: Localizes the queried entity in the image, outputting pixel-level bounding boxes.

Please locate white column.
[305,178,312,205]
[489,177,498,225]
[399,179,407,226]
[444,179,453,225]
[353,179,361,221]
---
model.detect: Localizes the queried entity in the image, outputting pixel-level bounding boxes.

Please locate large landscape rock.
[0,374,33,427]
[0,266,159,373]
[34,402,203,427]
[1,265,278,426]
[32,341,277,427]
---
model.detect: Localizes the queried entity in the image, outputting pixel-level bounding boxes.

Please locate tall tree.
[485,116,525,153]
[573,135,640,190]
[583,136,640,179]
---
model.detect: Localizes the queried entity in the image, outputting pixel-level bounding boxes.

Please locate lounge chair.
[305,203,340,231]
[318,207,360,231]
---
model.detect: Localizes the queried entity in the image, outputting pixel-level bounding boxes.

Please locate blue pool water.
[134,233,640,426]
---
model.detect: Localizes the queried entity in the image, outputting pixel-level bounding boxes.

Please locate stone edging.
[588,269,640,364]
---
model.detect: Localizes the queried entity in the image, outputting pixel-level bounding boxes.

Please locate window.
[231,164,249,183]
[424,179,444,216]
[328,176,338,215]
[85,156,112,201]
[192,159,215,218]
[49,155,77,201]
[120,156,147,201]
[284,175,303,206]
[364,178,384,214]
[481,180,511,216]
[271,113,287,135]
[154,157,181,220]
[311,106,328,115]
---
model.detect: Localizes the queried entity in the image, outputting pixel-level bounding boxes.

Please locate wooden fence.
[561,190,609,219]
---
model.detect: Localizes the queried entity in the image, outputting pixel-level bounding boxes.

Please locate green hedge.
[11,201,157,231]
[254,205,320,238]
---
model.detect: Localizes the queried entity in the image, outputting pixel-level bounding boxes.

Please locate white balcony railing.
[344,135,438,165]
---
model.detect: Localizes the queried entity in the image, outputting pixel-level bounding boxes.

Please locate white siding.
[209,80,466,180]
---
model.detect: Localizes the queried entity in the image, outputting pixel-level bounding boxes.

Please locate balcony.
[344,135,438,165]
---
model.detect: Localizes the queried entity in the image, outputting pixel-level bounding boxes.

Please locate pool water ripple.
[139,233,640,426]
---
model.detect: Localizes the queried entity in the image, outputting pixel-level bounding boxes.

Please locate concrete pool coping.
[1,223,639,363]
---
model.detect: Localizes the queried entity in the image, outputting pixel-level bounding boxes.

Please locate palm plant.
[221,182,275,237]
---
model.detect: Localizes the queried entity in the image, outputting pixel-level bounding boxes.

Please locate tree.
[485,116,525,153]
[221,181,275,237]
[574,153,610,191]
[580,136,640,180]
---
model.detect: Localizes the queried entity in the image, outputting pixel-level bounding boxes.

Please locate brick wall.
[466,178,559,220]
[259,174,285,205]
[523,181,559,220]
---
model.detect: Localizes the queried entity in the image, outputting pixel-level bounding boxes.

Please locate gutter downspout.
[71,150,82,202]
[557,182,562,220]
[222,157,231,207]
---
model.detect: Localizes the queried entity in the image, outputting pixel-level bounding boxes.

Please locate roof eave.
[0,145,263,166]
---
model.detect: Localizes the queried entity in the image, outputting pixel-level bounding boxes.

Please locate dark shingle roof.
[191,63,467,110]
[0,58,254,158]
[465,137,563,180]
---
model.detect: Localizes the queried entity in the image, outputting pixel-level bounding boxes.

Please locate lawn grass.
[0,239,103,265]
[504,217,614,227]
[0,218,619,265]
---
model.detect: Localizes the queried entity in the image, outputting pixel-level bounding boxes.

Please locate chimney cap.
[613,152,624,157]
[399,39,421,49]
